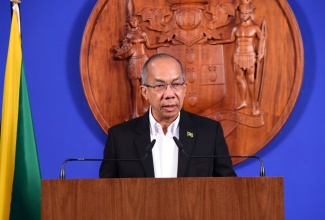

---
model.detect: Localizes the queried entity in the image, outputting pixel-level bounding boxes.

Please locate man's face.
[141,57,186,123]
[129,17,139,28]
[240,8,252,22]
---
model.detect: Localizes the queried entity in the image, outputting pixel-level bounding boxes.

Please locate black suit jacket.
[99,110,236,178]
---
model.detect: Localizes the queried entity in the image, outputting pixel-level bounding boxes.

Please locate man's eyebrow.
[153,77,182,83]
[154,79,166,84]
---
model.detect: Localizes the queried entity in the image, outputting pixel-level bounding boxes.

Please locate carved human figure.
[209,3,264,115]
[113,15,168,119]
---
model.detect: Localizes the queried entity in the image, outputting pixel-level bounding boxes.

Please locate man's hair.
[141,53,186,84]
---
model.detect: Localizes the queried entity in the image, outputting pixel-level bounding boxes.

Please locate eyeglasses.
[143,81,186,93]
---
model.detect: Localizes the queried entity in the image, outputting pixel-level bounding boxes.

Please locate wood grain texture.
[42,177,284,220]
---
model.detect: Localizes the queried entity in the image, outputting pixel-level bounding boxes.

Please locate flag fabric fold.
[0,3,41,220]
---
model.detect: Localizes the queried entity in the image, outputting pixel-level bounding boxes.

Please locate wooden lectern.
[42,177,284,219]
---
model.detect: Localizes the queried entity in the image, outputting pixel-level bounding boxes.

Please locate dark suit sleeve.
[213,123,237,177]
[99,129,118,178]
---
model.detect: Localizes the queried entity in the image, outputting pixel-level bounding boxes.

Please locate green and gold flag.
[0,3,41,220]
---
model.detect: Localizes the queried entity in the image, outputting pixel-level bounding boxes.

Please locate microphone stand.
[60,139,156,179]
[173,136,265,177]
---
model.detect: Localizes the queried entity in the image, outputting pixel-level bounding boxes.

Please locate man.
[99,53,236,178]
[208,2,264,115]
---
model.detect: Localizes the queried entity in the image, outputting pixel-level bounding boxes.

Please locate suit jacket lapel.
[177,111,196,177]
[134,111,155,177]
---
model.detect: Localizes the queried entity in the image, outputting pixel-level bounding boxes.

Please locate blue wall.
[0,0,324,219]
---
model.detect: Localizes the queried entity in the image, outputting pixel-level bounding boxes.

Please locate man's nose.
[163,84,176,98]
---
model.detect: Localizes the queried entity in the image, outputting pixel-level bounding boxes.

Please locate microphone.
[172,136,265,177]
[59,139,156,179]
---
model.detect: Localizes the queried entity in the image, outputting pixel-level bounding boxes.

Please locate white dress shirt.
[149,108,180,178]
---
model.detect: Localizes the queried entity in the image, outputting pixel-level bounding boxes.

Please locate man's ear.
[140,86,148,100]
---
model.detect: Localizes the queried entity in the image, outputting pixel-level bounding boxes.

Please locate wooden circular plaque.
[80,0,303,164]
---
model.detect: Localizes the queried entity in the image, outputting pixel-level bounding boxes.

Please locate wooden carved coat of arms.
[80,0,303,164]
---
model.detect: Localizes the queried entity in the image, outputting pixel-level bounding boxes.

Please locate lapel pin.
[187,131,194,137]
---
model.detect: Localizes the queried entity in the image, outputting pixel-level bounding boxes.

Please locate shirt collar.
[149,107,180,136]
